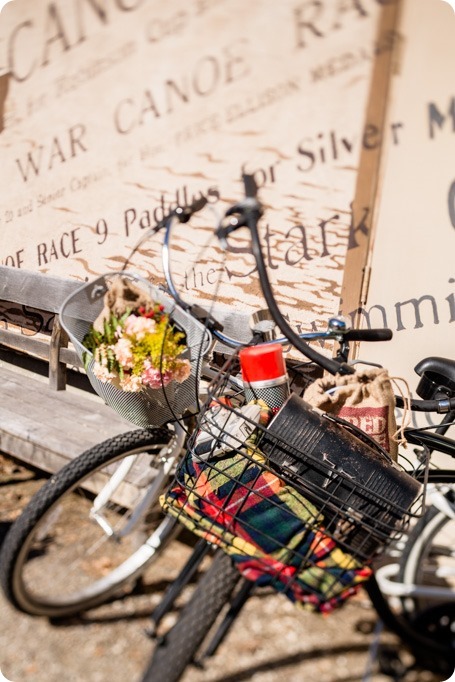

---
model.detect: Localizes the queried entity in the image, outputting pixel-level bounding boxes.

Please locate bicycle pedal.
[355,618,376,635]
[143,624,158,640]
[191,657,206,670]
[377,644,407,678]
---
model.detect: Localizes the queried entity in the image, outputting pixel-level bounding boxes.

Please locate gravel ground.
[0,454,449,682]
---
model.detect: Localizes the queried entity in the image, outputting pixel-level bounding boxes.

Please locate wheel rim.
[403,514,455,617]
[12,441,174,616]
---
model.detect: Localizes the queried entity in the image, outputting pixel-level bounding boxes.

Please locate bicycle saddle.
[414,356,455,399]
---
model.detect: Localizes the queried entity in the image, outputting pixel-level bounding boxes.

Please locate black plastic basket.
[59,272,212,427]
[162,355,426,611]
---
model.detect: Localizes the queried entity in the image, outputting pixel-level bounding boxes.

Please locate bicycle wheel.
[142,549,241,682]
[367,501,455,674]
[0,427,180,618]
[397,502,455,656]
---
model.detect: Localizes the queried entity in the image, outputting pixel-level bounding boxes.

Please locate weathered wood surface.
[0,328,81,366]
[0,265,80,312]
[0,265,84,391]
[0,269,168,504]
[0,364,133,475]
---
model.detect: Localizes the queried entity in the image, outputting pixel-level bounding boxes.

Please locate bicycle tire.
[366,503,455,674]
[397,503,455,664]
[0,427,179,618]
[142,549,241,682]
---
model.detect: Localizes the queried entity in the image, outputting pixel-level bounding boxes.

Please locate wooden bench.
[0,265,83,390]
[0,265,132,475]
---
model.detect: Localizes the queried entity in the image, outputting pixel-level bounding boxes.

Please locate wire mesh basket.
[161,355,427,612]
[59,272,212,427]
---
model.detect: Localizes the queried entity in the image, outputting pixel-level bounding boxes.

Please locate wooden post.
[339,0,403,328]
[49,315,69,391]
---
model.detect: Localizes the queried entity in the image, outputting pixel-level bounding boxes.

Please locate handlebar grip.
[215,211,248,242]
[242,173,258,198]
[344,328,393,342]
[175,196,208,224]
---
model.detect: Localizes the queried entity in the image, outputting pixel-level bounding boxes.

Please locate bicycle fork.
[89,423,186,539]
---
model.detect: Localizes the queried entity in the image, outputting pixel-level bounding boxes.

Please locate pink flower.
[93,362,120,385]
[123,314,156,340]
[120,374,143,392]
[113,337,134,369]
[140,358,191,388]
[141,360,170,389]
[172,359,191,383]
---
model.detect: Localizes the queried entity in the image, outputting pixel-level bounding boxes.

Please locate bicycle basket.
[161,359,424,612]
[59,272,212,427]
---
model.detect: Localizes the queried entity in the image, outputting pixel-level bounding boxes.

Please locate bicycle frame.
[142,178,455,679]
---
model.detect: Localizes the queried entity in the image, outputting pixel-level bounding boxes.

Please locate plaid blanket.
[161,400,372,612]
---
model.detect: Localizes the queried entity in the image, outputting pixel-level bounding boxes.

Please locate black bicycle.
[140,177,455,682]
[0,192,378,618]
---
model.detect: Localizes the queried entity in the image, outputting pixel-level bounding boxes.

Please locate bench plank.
[0,365,133,475]
[0,266,88,390]
[0,265,81,312]
[0,269,167,500]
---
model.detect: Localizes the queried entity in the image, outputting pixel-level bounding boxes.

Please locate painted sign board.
[0,0,387,348]
[360,0,455,397]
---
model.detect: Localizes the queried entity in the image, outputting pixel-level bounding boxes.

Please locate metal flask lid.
[239,343,287,384]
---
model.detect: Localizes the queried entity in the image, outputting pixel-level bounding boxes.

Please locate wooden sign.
[0,0,389,345]
[360,0,455,391]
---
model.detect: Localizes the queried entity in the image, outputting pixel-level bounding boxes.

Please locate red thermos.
[239,343,290,412]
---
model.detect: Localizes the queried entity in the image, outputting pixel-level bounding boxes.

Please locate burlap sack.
[303,367,399,461]
[93,276,155,333]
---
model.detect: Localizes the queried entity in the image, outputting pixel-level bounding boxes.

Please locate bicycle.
[143,398,455,681]
[0,195,368,618]
[139,177,455,682]
[0,200,206,617]
[369,422,455,672]
[2,177,453,681]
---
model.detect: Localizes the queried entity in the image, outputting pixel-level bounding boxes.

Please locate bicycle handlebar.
[123,196,209,275]
[160,204,392,353]
[155,179,395,372]
[344,329,393,342]
[135,176,453,412]
[395,395,455,414]
[124,178,393,362]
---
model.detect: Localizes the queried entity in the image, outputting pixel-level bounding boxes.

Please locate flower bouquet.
[60,272,211,427]
[82,276,191,393]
